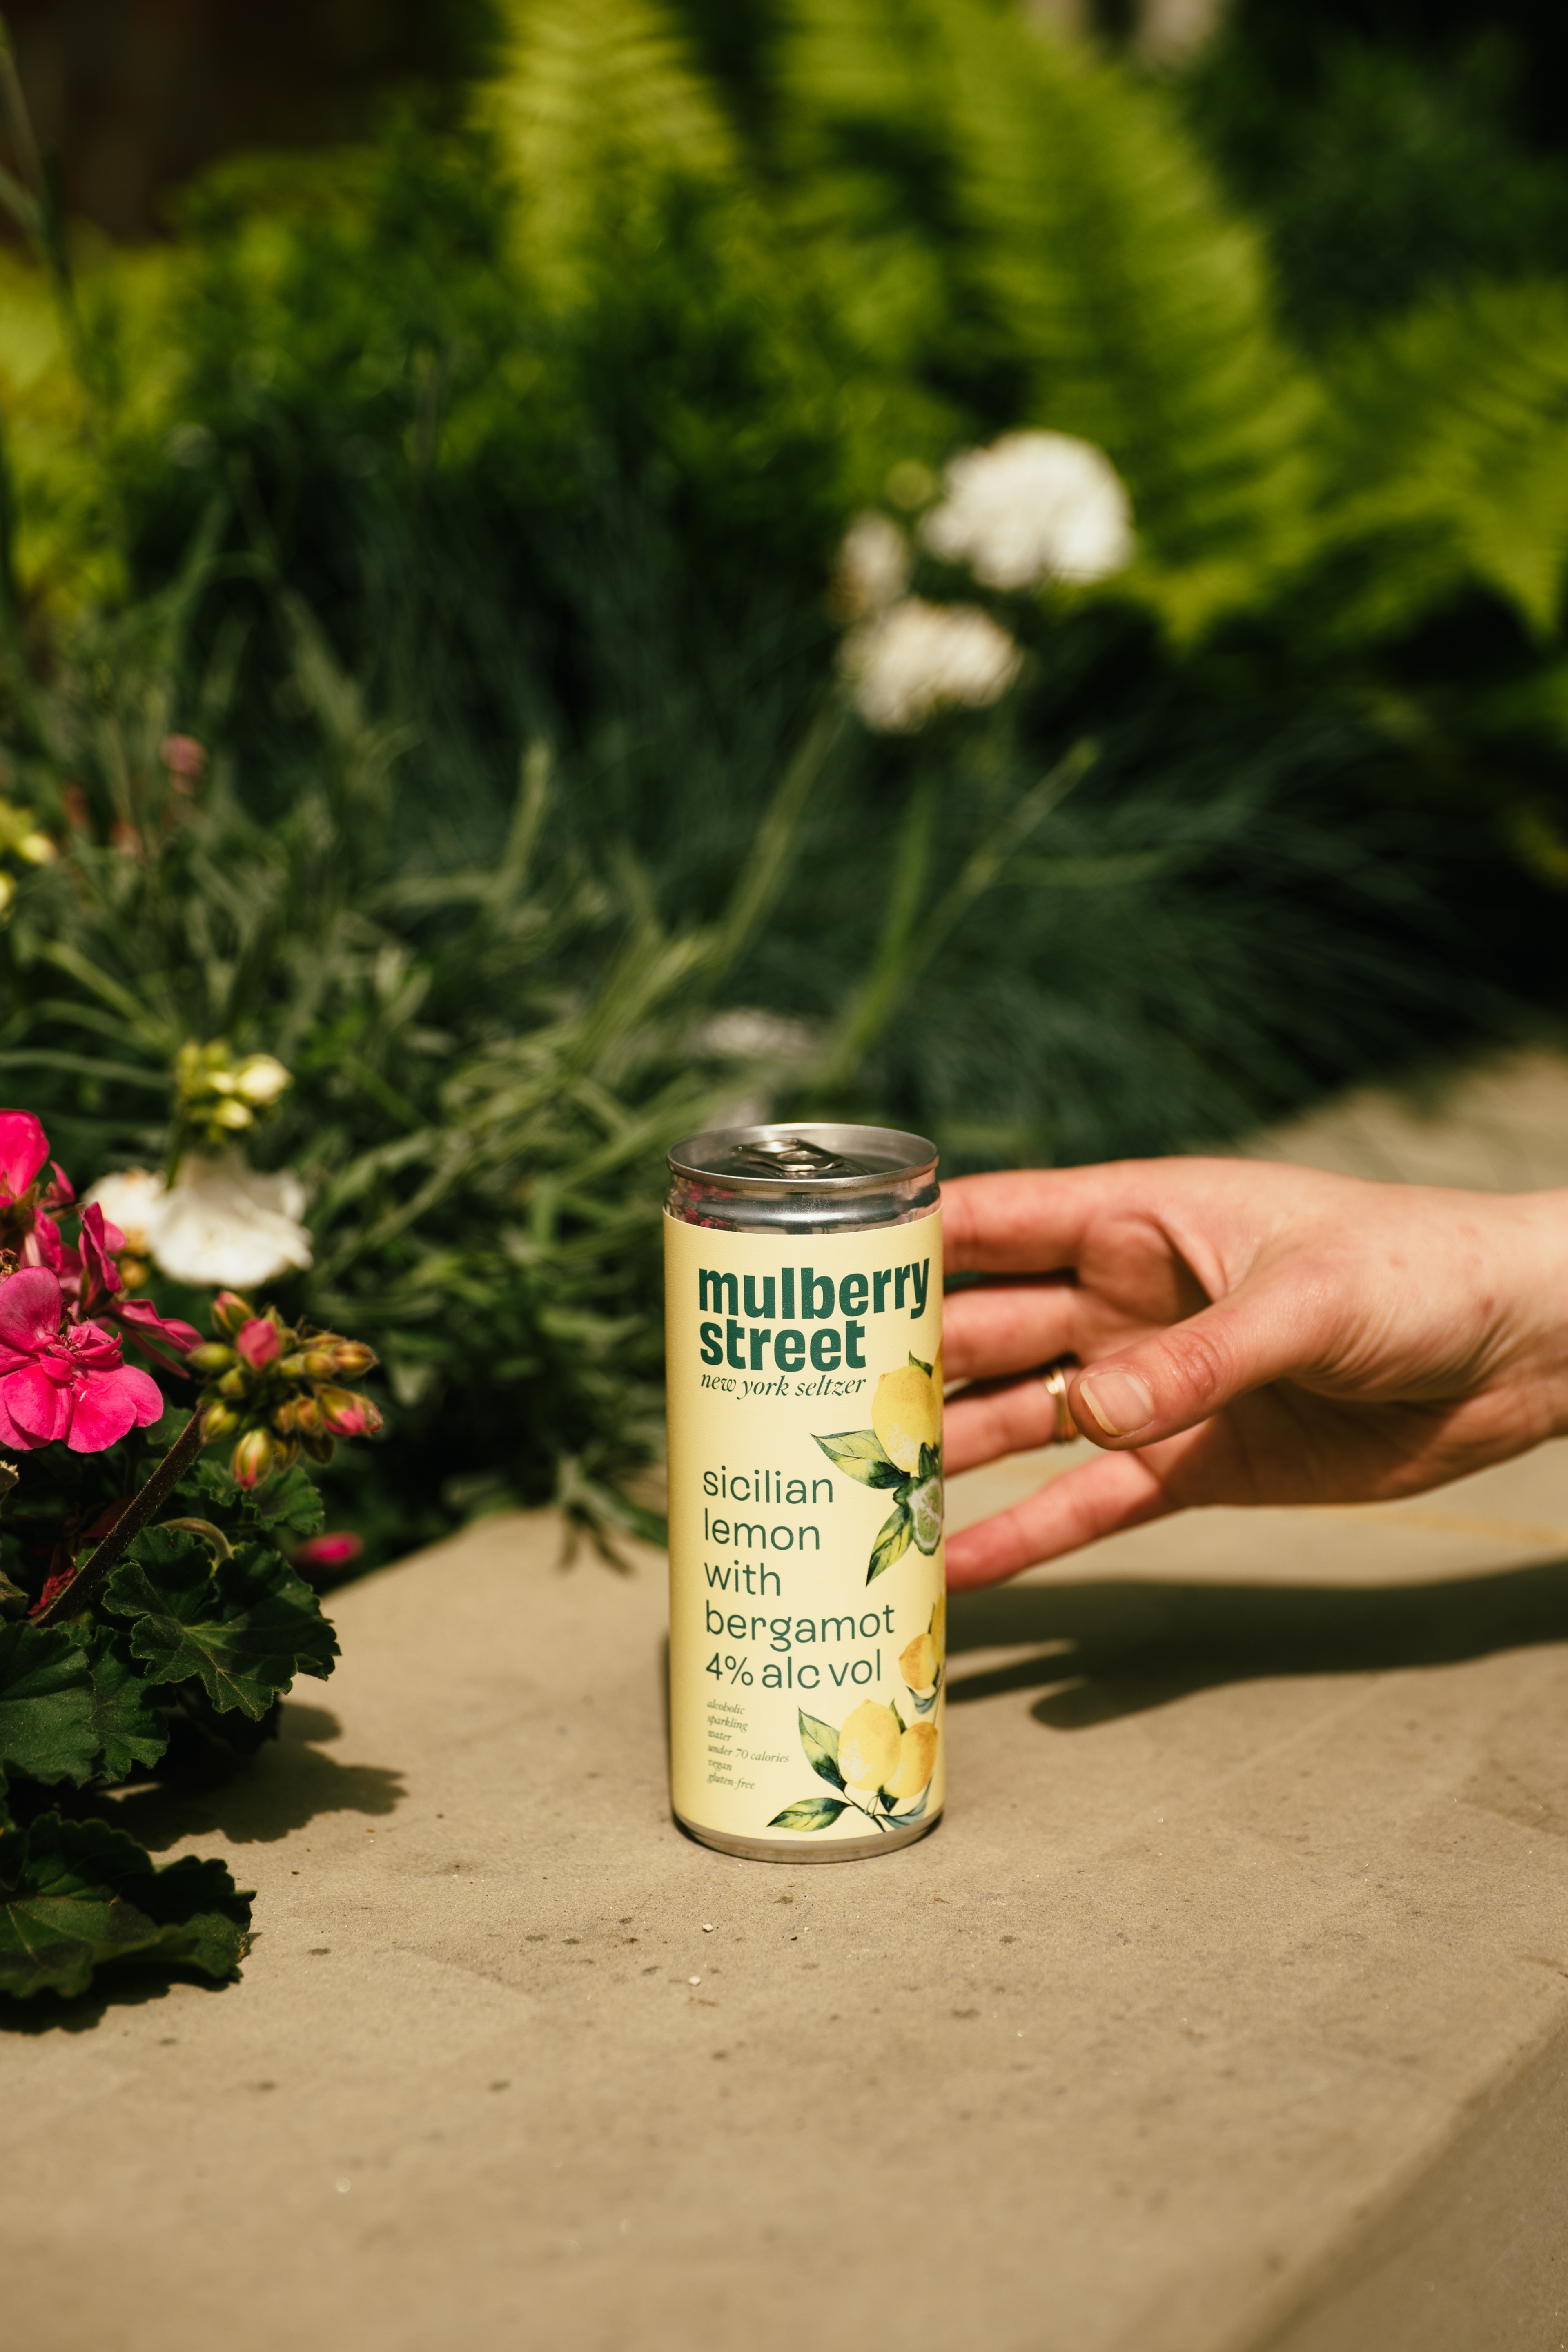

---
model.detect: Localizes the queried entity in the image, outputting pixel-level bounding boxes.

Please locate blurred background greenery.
[4,0,1568,1565]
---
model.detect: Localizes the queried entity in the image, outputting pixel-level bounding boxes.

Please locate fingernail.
[1076,1368,1154,1438]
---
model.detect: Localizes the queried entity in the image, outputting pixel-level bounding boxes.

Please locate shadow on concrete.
[946,1557,1568,1726]
[102,1700,406,1851]
[0,1967,236,2036]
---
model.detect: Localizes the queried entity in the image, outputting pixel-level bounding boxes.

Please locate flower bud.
[187,1343,237,1376]
[316,1386,383,1439]
[273,1436,299,1472]
[293,1394,323,1436]
[278,1352,310,1379]
[301,1434,336,1466]
[236,1316,282,1370]
[330,1339,378,1375]
[292,1529,359,1569]
[201,1401,240,1441]
[234,1054,291,1106]
[212,1291,255,1336]
[160,733,208,781]
[217,1368,247,1399]
[231,1427,276,1488]
[213,1097,253,1130]
[301,1350,339,1380]
[272,1399,298,1435]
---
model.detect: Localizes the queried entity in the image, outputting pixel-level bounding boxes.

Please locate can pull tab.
[728,1135,855,1178]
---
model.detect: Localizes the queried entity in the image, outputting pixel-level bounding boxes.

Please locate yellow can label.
[664,1204,944,1846]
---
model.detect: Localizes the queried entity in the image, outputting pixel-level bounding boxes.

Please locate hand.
[940,1159,1568,1589]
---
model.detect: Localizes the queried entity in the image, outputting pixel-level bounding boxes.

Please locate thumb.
[1068,1276,1317,1448]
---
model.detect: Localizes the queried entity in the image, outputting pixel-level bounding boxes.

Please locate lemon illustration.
[908,1470,943,1555]
[900,1630,938,1691]
[929,1591,947,1663]
[872,1362,941,1476]
[888,1722,938,1800]
[837,1700,902,1791]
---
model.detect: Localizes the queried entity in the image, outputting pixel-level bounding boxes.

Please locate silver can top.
[667,1121,938,1193]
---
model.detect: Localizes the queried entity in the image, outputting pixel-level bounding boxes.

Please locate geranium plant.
[0,1108,383,2004]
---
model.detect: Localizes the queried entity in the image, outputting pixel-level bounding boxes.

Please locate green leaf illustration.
[912,1684,938,1717]
[812,1430,904,1488]
[917,1442,940,1481]
[106,1529,338,1720]
[798,1708,844,1789]
[866,1500,914,1583]
[767,1797,849,1833]
[0,1813,250,2000]
[0,1622,100,1787]
[909,1354,933,1377]
[890,1784,932,1825]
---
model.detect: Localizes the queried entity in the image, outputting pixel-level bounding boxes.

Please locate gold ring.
[1041,1357,1080,1444]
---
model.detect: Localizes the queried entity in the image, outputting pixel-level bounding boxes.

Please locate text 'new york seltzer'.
[664,1123,944,1860]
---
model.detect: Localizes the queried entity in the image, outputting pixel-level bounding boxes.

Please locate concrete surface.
[8,1045,1568,2352]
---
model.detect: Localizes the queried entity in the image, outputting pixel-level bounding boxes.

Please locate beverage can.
[664,1123,944,1860]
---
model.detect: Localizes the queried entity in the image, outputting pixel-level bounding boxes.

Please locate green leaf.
[766,1797,849,1833]
[812,1429,904,1488]
[105,1530,339,1719]
[797,1707,844,1789]
[890,1783,931,1825]
[189,1457,325,1548]
[0,1813,250,2000]
[0,1623,99,1786]
[866,1501,914,1584]
[909,1354,933,1378]
[72,1627,168,1784]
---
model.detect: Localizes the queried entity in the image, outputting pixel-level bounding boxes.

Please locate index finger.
[940,1166,1108,1274]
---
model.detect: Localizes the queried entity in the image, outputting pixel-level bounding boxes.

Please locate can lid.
[668,1121,937,1193]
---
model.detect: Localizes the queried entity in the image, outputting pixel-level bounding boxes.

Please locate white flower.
[695,1009,820,1063]
[921,430,1134,590]
[833,511,911,620]
[844,597,1022,733]
[87,1153,313,1288]
[83,1168,169,1257]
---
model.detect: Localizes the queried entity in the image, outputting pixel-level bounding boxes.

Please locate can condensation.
[664,1123,944,1861]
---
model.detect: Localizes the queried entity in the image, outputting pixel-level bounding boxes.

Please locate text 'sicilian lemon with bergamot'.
[664,1124,944,1860]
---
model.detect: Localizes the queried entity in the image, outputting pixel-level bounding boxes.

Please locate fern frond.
[1316,279,1568,644]
[774,0,1323,638]
[485,0,738,304]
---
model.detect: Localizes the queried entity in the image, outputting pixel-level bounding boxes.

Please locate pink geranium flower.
[0,1267,165,1453]
[0,1109,74,1271]
[73,1202,200,1372]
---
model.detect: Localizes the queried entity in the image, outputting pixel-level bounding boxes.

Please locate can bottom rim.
[673,1808,942,1864]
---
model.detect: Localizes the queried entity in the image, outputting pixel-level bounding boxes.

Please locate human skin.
[940,1159,1568,1590]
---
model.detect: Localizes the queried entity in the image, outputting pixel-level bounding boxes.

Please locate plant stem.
[812,739,1097,1099]
[35,1408,205,1628]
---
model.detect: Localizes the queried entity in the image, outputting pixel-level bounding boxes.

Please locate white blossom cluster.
[836,430,1133,734]
[922,430,1134,589]
[843,597,1022,734]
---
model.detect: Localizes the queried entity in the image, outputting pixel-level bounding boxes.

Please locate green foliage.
[1,0,1568,1587]
[0,1623,103,1786]
[0,1405,335,2004]
[0,1813,249,2000]
[1185,16,1568,350]
[105,1530,338,1719]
